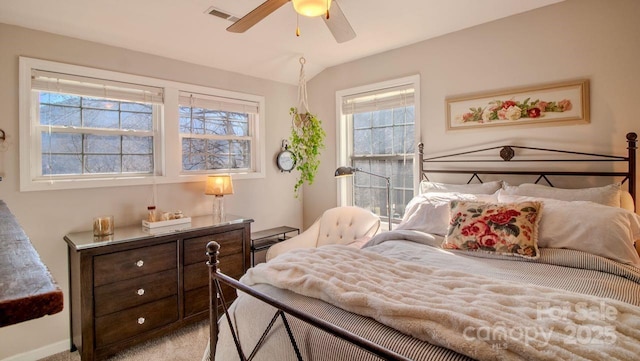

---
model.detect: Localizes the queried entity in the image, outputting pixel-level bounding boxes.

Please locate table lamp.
[205,175,234,221]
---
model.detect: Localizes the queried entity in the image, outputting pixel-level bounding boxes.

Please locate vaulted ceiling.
[0,0,563,84]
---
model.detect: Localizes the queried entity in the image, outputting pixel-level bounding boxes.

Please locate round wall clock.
[276,139,296,173]
[276,143,295,172]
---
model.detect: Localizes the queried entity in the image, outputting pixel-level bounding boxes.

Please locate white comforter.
[243,237,640,361]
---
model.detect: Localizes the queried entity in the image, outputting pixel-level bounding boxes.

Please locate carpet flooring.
[39,320,208,361]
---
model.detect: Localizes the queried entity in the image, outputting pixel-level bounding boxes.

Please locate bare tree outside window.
[21,58,265,191]
[179,106,251,172]
[39,93,154,176]
[351,105,415,223]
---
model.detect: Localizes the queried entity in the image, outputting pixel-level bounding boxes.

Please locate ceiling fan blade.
[323,1,356,43]
[227,0,290,33]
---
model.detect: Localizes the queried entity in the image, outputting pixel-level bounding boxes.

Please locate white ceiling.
[0,0,563,85]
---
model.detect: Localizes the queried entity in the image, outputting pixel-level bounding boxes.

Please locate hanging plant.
[289,107,326,196]
[289,57,326,197]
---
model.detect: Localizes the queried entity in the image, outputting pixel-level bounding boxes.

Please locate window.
[19,57,265,191]
[179,91,258,173]
[336,75,420,226]
[33,70,162,178]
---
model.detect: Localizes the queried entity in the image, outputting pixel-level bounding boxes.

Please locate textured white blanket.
[243,245,640,361]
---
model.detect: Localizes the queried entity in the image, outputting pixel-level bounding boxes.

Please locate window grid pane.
[180,105,252,172]
[350,104,415,224]
[39,91,155,176]
[23,58,265,190]
[42,133,154,176]
[351,158,413,221]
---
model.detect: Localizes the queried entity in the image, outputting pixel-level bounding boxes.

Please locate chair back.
[316,206,380,247]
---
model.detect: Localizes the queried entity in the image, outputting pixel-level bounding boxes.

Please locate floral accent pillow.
[443,201,542,259]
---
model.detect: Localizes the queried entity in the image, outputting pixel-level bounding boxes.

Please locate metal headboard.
[418,132,637,204]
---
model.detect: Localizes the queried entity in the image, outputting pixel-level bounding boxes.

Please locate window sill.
[20,170,265,192]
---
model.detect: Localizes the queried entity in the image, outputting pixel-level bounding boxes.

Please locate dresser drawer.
[184,283,236,317]
[183,253,244,291]
[94,242,177,287]
[183,230,244,265]
[94,269,177,317]
[95,296,178,347]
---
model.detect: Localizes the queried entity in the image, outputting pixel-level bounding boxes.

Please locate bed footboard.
[206,241,413,361]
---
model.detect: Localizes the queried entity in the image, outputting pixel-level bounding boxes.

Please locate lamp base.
[212,195,225,223]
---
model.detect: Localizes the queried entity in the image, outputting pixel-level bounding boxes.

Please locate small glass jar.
[147,206,157,222]
[93,216,114,236]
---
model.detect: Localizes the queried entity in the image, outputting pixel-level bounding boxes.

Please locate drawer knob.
[135,260,144,267]
[137,317,145,325]
[137,288,145,296]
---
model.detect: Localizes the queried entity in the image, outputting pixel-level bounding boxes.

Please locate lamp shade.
[205,175,234,196]
[292,0,331,17]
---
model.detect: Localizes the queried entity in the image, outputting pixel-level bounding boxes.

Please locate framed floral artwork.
[446,79,589,130]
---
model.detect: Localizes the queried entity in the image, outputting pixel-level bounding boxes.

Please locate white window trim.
[19,57,265,192]
[177,89,259,175]
[335,74,421,208]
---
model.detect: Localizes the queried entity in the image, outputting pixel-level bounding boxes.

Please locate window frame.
[34,92,161,179]
[335,75,421,226]
[19,57,265,192]
[177,90,259,174]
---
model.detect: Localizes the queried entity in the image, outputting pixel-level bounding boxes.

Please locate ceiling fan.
[227,0,356,43]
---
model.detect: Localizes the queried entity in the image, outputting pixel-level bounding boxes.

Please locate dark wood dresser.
[64,215,252,361]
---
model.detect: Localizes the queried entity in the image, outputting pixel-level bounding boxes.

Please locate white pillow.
[397,192,498,236]
[500,182,621,208]
[498,194,640,267]
[419,180,503,195]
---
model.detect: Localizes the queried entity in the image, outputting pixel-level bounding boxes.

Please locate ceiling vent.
[205,6,240,23]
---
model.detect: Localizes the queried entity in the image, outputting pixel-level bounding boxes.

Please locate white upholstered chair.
[265,206,381,262]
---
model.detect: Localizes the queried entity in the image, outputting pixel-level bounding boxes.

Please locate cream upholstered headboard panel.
[621,190,635,212]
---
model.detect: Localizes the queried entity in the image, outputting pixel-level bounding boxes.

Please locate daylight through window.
[339,80,418,225]
[32,70,163,178]
[179,91,257,173]
[20,57,266,191]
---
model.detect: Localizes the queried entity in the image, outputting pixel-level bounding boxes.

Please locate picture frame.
[446,79,589,130]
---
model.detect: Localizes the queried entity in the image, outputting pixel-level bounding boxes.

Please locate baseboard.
[1,339,70,361]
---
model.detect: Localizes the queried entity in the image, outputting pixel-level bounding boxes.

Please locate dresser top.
[64,214,253,251]
[0,200,64,327]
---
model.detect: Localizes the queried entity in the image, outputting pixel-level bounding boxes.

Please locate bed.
[204,132,640,361]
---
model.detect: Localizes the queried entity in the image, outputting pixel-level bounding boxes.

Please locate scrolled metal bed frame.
[418,132,637,204]
[206,132,637,361]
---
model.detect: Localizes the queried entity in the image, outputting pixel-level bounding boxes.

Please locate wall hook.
[0,129,5,142]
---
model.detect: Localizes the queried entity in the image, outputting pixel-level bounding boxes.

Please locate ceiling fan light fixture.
[292,0,331,17]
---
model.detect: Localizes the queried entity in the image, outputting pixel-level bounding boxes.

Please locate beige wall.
[303,0,640,227]
[0,24,301,359]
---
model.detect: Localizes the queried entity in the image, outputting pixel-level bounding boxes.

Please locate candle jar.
[147,206,157,222]
[93,216,114,236]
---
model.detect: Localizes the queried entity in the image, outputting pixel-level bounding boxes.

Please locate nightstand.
[250,226,300,266]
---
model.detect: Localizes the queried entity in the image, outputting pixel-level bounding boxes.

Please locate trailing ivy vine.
[289,107,326,197]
